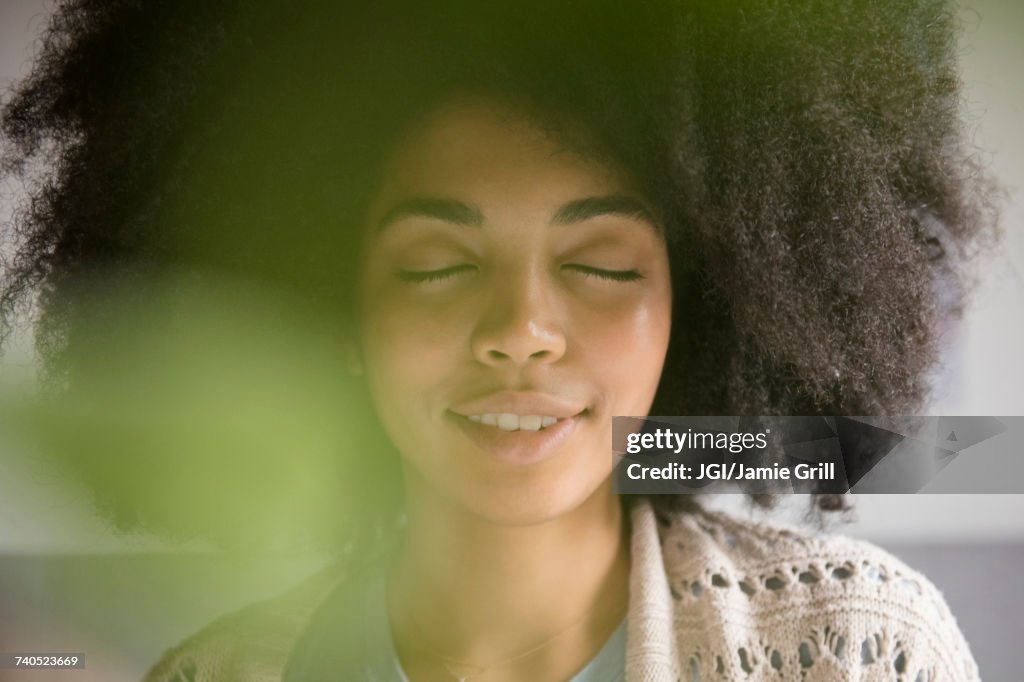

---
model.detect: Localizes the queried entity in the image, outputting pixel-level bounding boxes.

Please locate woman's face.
[357,100,672,525]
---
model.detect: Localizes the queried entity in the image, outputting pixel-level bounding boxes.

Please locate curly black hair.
[0,0,997,548]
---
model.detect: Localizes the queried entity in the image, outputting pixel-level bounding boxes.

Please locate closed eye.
[563,264,644,282]
[396,264,477,283]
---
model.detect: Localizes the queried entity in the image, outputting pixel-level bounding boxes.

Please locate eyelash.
[395,264,643,284]
[396,265,476,283]
[564,265,644,282]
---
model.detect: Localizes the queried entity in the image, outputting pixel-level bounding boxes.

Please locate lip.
[450,391,586,419]
[447,409,584,465]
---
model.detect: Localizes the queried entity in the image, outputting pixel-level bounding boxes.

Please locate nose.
[471,270,567,367]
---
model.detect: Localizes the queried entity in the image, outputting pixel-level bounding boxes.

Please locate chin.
[453,472,613,527]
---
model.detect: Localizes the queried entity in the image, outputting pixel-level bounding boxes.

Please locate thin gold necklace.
[400,598,609,682]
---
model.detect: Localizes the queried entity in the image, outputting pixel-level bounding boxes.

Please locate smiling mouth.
[448,409,585,465]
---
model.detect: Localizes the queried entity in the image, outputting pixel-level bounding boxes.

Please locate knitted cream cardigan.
[144,500,979,681]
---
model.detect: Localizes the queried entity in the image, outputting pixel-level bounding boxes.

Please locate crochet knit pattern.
[627,503,978,681]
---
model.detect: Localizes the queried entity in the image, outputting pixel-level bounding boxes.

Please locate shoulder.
[142,561,348,682]
[631,499,980,681]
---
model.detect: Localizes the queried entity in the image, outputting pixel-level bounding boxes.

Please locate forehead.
[369,99,641,215]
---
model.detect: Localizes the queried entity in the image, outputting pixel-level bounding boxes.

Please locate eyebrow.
[551,195,657,228]
[374,194,657,233]
[375,198,484,232]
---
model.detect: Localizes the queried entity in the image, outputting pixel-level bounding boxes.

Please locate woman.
[0,0,993,679]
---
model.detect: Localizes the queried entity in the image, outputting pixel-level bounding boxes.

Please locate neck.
[388,476,630,681]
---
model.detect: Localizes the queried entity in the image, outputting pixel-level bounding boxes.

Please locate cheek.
[358,293,469,409]
[575,289,672,395]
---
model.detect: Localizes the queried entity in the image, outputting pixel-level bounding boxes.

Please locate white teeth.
[497,413,519,431]
[466,413,563,431]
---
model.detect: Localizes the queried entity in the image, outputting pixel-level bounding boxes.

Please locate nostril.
[484,348,552,363]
